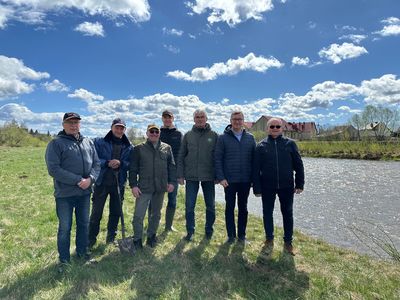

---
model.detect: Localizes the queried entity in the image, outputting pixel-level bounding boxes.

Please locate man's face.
[230,113,244,132]
[112,125,126,139]
[63,119,80,135]
[162,115,173,128]
[146,128,160,143]
[267,119,283,138]
[194,113,207,128]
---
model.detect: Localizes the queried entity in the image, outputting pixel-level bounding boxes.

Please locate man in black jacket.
[160,110,182,231]
[253,117,304,255]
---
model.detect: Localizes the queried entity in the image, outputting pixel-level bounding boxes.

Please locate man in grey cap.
[45,112,100,272]
[88,118,133,248]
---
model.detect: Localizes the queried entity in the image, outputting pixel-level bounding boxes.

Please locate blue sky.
[0,0,399,136]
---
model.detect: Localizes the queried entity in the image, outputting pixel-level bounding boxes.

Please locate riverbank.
[1,147,399,299]
[297,141,400,160]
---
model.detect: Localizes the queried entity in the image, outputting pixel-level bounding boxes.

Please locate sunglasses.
[149,129,159,134]
[269,125,281,129]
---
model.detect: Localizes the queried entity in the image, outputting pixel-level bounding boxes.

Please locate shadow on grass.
[1,239,309,299]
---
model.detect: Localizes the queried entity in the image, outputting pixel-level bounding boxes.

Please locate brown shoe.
[264,239,274,248]
[284,242,295,256]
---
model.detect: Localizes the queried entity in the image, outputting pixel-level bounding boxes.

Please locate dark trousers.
[224,182,251,239]
[261,188,294,243]
[88,184,123,243]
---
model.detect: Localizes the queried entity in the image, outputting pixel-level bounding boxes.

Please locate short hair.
[193,108,207,118]
[230,110,244,119]
[266,117,283,127]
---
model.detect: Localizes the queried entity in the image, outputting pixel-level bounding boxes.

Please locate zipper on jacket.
[78,140,87,177]
[274,139,280,189]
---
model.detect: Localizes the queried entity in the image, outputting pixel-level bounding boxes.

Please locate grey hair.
[266,117,283,126]
[193,108,207,118]
[230,110,244,119]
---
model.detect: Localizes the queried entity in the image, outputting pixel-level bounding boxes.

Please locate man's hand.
[167,184,174,193]
[294,188,303,194]
[178,178,185,185]
[219,179,229,188]
[108,159,121,169]
[78,178,92,190]
[131,186,142,198]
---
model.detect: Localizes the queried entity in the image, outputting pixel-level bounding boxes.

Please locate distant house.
[243,122,255,130]
[250,115,317,140]
[360,122,392,140]
[318,125,358,140]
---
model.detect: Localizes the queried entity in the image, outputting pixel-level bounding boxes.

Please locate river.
[212,157,400,258]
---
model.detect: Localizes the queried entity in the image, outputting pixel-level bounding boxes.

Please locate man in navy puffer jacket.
[88,118,133,247]
[253,117,304,255]
[215,110,256,243]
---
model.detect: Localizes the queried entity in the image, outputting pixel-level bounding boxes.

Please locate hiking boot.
[226,237,235,244]
[184,232,193,242]
[133,239,143,249]
[57,261,70,274]
[146,234,158,248]
[284,242,295,256]
[264,239,274,249]
[76,252,91,261]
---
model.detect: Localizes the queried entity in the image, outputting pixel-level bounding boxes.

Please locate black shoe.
[238,236,250,244]
[57,261,70,274]
[133,239,143,249]
[184,233,193,242]
[146,234,157,248]
[226,237,235,244]
[77,253,91,261]
[205,232,213,240]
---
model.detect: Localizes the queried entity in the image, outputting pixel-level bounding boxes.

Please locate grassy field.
[0,147,399,299]
[297,141,400,161]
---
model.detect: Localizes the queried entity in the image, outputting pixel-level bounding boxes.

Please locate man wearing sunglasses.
[253,117,304,255]
[129,124,176,248]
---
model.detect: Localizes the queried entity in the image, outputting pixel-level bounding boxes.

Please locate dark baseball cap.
[111,118,126,128]
[63,112,81,121]
[147,124,160,131]
[162,110,173,117]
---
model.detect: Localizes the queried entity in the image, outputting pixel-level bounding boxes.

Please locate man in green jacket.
[177,109,218,241]
[129,124,176,248]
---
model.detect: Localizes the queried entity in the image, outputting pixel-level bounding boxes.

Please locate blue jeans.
[56,195,90,262]
[185,180,215,235]
[261,188,294,243]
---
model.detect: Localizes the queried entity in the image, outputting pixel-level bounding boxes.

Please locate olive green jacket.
[177,123,218,181]
[129,140,176,193]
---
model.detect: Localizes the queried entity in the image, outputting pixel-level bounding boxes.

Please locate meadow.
[0,147,399,299]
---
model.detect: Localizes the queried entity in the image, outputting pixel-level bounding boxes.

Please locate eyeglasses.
[64,120,80,125]
[269,125,281,129]
[149,129,159,134]
[231,118,244,121]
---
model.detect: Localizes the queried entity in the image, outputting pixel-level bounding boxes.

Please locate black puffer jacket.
[160,127,182,163]
[253,135,304,193]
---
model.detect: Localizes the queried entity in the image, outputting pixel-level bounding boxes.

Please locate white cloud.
[0,0,150,29]
[291,56,310,66]
[42,79,69,92]
[318,42,368,64]
[167,52,284,82]
[337,105,362,114]
[162,27,183,36]
[186,0,274,27]
[0,55,49,100]
[339,34,367,44]
[188,33,196,39]
[68,88,104,102]
[360,74,400,105]
[75,21,105,37]
[163,44,180,54]
[375,17,400,37]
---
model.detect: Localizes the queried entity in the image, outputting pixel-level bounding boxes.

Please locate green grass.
[1,147,399,299]
[297,141,400,161]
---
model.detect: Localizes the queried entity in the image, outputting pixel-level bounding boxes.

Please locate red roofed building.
[250,116,317,140]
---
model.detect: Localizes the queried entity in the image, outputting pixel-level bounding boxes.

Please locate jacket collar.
[104,130,131,146]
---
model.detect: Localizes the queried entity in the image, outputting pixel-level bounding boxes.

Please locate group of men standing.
[45,109,304,271]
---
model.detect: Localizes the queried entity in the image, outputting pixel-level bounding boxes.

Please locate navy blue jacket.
[160,127,182,163]
[253,135,304,193]
[214,125,256,183]
[93,131,133,189]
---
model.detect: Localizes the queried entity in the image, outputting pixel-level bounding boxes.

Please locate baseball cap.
[111,118,126,128]
[63,112,81,121]
[147,124,160,131]
[162,110,173,117]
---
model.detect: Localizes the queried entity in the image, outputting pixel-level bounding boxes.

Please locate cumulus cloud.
[162,27,183,36]
[291,56,310,66]
[0,55,49,100]
[375,17,400,37]
[167,52,284,82]
[68,88,104,102]
[360,74,400,105]
[337,105,362,114]
[75,21,105,37]
[186,0,274,27]
[338,34,367,44]
[42,79,69,92]
[318,42,368,64]
[0,0,150,29]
